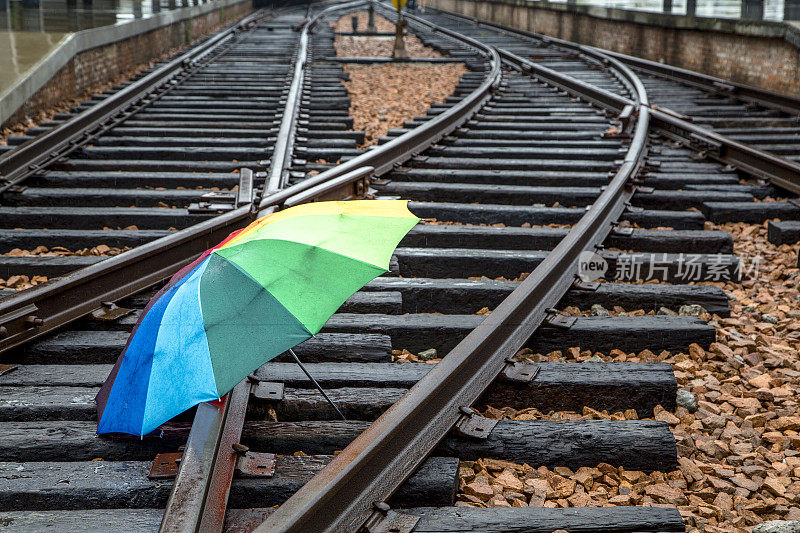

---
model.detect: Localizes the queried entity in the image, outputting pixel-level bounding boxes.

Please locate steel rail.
[442,6,800,116]
[0,3,373,354]
[0,10,269,194]
[256,6,502,212]
[0,205,255,353]
[161,6,503,531]
[600,49,800,116]
[159,380,251,533]
[426,7,648,106]
[500,48,632,112]
[0,0,500,527]
[649,109,800,195]
[253,16,650,533]
[413,6,643,122]
[158,3,372,531]
[264,20,309,194]
[263,0,370,194]
[0,69,477,354]
[432,7,800,116]
[424,8,800,193]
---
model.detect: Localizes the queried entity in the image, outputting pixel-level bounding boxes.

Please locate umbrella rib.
[288,348,347,421]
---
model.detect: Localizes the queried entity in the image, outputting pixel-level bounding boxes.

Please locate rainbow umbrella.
[96,200,419,436]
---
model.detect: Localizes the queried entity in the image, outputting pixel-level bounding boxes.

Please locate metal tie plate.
[91,302,134,321]
[251,381,285,401]
[453,406,498,439]
[235,451,276,478]
[544,314,577,329]
[357,503,420,533]
[501,359,539,383]
[148,452,183,480]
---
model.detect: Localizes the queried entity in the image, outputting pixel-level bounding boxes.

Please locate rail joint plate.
[0,303,40,340]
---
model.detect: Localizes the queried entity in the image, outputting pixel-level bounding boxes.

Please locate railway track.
[0,2,799,531]
[411,8,800,238]
[0,4,360,290]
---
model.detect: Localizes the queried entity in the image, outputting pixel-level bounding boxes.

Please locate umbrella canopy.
[96,200,419,436]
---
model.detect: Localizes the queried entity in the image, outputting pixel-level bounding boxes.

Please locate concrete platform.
[0,31,70,109]
[0,0,250,126]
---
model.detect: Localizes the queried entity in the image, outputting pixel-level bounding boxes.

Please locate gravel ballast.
[333,12,468,147]
[450,220,800,532]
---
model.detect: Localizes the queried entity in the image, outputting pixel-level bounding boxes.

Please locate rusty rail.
[428,7,800,194]
[158,3,370,531]
[600,49,800,116]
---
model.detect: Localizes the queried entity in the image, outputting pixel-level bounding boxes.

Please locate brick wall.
[429,0,800,97]
[4,1,253,128]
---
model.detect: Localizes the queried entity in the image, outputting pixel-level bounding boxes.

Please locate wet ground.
[0,0,221,114]
[0,0,219,32]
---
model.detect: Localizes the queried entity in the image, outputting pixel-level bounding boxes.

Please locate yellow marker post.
[391,0,408,58]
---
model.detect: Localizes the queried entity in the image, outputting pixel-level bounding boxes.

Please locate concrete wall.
[428,0,800,96]
[1,0,253,128]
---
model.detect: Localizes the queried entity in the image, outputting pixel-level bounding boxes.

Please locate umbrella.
[96,200,419,436]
